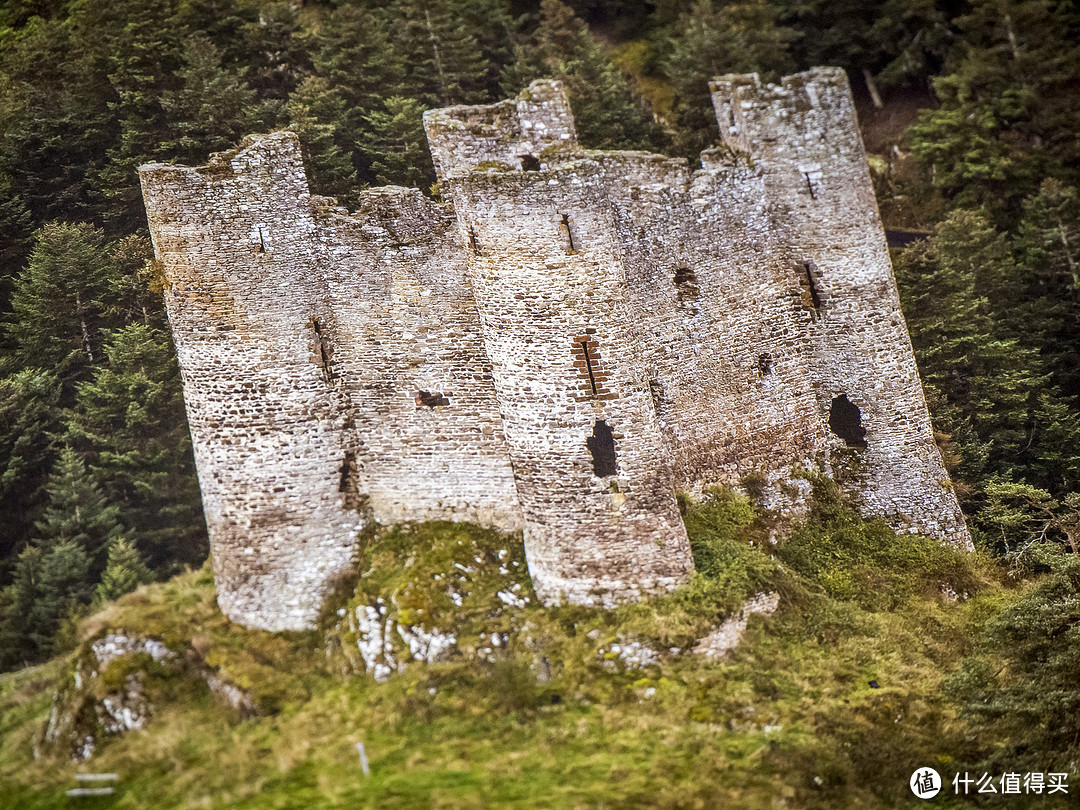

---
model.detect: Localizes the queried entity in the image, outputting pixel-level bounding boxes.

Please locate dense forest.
[1,0,1079,675]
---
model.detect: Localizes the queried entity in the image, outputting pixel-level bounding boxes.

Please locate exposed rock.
[694,593,781,660]
[38,633,256,762]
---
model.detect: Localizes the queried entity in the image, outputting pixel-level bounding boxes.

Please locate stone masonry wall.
[711,69,970,544]
[141,135,361,631]
[140,134,521,631]
[142,70,970,631]
[435,163,695,606]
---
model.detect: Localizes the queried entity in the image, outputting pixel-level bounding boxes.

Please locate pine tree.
[908,0,1080,216]
[663,0,796,157]
[104,234,166,330]
[0,447,118,665]
[6,222,117,393]
[1014,180,1080,400]
[286,76,358,202]
[308,4,404,185]
[949,554,1080,773]
[393,0,491,106]
[450,0,514,99]
[896,209,1080,514]
[22,539,93,658]
[64,324,206,571]
[364,97,436,190]
[0,369,62,563]
[158,33,263,165]
[0,544,41,669]
[34,446,124,576]
[95,535,152,603]
[501,0,662,151]
[242,1,311,111]
[92,0,185,230]
[0,14,115,234]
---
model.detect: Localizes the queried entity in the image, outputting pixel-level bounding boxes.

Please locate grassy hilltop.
[2,482,1074,809]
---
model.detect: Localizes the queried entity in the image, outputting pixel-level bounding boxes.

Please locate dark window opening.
[519,154,541,172]
[561,213,577,252]
[339,450,357,493]
[804,172,818,199]
[673,266,699,302]
[468,225,481,256]
[587,420,618,477]
[579,340,598,395]
[416,390,450,407]
[255,226,267,254]
[758,353,773,376]
[311,318,333,380]
[829,394,867,449]
[339,450,362,509]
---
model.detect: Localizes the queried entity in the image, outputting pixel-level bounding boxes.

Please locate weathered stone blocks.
[140,68,969,631]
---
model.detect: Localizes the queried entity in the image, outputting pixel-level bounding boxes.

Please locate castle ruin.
[139,68,971,632]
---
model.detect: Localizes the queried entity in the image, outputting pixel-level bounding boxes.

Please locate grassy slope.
[0,484,1059,809]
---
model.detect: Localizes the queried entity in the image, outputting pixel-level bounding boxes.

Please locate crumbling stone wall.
[141,135,521,631]
[711,69,969,543]
[141,69,969,632]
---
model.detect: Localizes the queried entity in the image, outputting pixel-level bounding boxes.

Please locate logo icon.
[911,768,942,799]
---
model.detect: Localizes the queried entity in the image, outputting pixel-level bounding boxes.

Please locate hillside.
[2,483,1076,808]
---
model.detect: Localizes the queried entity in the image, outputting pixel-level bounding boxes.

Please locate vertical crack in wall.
[560,213,577,253]
[798,261,823,318]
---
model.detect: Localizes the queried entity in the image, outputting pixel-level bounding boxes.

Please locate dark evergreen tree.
[158,33,263,165]
[1014,180,1080,401]
[95,535,153,603]
[308,4,403,185]
[0,369,62,563]
[949,554,1080,773]
[908,0,1080,216]
[896,210,1080,513]
[0,541,93,667]
[392,0,492,105]
[104,234,167,330]
[0,15,114,243]
[33,446,124,576]
[286,76,359,201]
[64,324,206,571]
[450,0,514,98]
[92,0,185,229]
[6,222,117,394]
[501,0,662,151]
[364,96,436,190]
[662,0,796,158]
[242,2,311,112]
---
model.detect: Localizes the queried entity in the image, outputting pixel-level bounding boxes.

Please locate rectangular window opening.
[416,390,451,407]
[587,420,618,478]
[339,450,362,509]
[468,225,481,256]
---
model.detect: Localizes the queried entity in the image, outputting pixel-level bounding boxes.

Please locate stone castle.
[139,68,970,632]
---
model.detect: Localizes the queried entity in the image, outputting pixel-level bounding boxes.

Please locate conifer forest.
[2,1,1080,807]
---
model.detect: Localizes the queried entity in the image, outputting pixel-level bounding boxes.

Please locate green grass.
[0,485,1066,809]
